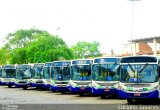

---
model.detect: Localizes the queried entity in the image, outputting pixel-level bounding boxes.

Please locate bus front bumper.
[43,84,50,89]
[15,83,31,88]
[31,83,43,88]
[50,85,70,92]
[8,82,15,86]
[31,83,50,89]
[92,88,119,95]
[119,90,159,98]
[70,86,92,93]
[0,82,9,85]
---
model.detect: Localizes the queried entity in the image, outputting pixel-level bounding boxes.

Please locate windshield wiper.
[138,63,148,73]
[128,63,135,73]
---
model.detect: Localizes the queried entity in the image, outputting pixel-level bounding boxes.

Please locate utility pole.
[128,0,141,56]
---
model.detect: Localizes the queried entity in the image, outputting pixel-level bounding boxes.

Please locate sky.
[0,0,160,54]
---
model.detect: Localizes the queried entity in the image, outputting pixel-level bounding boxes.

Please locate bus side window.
[158,60,160,78]
[159,65,160,78]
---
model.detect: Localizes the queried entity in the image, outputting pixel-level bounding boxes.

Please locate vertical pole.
[153,39,157,56]
[133,42,136,55]
[129,0,140,56]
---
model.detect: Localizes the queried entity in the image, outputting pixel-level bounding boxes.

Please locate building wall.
[122,42,153,56]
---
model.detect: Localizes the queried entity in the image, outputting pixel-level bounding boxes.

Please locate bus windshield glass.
[120,64,158,83]
[16,66,32,79]
[1,68,15,78]
[92,64,119,81]
[32,66,43,79]
[71,65,91,81]
[52,66,70,81]
[0,69,2,77]
[43,67,50,79]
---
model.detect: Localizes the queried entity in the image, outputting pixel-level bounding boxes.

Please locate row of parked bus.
[0,55,159,104]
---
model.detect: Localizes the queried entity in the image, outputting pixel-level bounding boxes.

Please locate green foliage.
[71,41,101,59]
[0,29,74,64]
[26,35,73,63]
[6,29,44,48]
[0,48,9,65]
[10,48,27,64]
[0,28,102,65]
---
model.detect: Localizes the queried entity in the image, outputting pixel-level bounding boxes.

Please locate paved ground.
[0,86,159,110]
[0,86,126,104]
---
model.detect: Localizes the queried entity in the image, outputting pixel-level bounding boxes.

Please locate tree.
[5,29,45,48]
[0,28,74,64]
[10,48,27,64]
[26,35,74,63]
[71,41,101,59]
[0,48,9,65]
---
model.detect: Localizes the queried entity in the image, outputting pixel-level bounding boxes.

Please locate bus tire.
[127,99,136,104]
[101,95,106,99]
[79,93,84,96]
[61,91,66,94]
[8,85,12,88]
[23,87,27,90]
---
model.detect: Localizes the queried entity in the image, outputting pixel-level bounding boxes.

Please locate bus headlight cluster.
[150,86,159,92]
[118,85,125,91]
[76,84,80,87]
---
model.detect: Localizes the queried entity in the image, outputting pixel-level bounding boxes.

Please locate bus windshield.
[1,69,15,78]
[52,66,70,81]
[71,65,91,81]
[43,67,50,79]
[92,64,119,81]
[0,69,2,77]
[16,67,32,79]
[120,64,158,83]
[32,67,43,79]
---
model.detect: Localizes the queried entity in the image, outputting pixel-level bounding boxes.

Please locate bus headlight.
[118,85,125,91]
[76,84,80,87]
[150,86,158,92]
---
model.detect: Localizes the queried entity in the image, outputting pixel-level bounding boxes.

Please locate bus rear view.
[119,56,159,104]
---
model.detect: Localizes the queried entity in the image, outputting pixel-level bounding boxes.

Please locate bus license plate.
[134,93,141,96]
[104,89,110,92]
[80,87,85,90]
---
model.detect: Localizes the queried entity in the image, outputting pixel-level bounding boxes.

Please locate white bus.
[92,57,120,98]
[0,65,16,88]
[29,63,44,89]
[119,56,160,104]
[41,62,52,89]
[14,64,32,89]
[70,59,93,96]
[50,61,71,94]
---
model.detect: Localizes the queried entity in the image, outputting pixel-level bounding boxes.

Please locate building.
[122,36,160,56]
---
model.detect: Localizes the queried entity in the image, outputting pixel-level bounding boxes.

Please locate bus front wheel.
[127,99,136,104]
[8,85,12,88]
[61,91,66,94]
[101,95,106,99]
[23,86,27,90]
[79,93,84,96]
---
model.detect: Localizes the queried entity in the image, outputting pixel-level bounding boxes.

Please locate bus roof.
[2,65,15,69]
[44,62,52,67]
[71,59,93,65]
[16,64,31,69]
[52,60,71,66]
[33,63,44,67]
[93,57,120,64]
[121,55,157,63]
